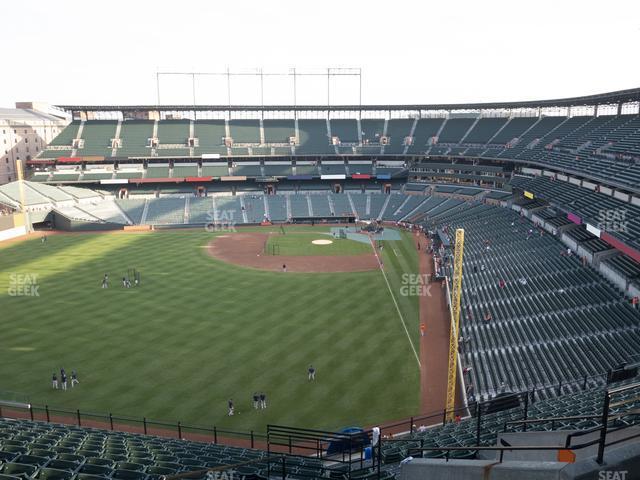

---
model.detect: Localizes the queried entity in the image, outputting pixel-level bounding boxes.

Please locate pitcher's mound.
[311,239,333,245]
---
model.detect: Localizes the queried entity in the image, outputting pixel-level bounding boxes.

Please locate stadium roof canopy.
[57,87,640,113]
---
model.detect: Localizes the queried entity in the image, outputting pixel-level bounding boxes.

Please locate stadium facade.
[2,88,640,478]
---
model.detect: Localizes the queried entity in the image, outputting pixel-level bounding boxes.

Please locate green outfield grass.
[265,232,372,256]
[0,227,420,434]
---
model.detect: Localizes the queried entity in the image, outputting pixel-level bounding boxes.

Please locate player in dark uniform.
[71,370,79,387]
[259,392,267,409]
[227,399,234,416]
[308,365,316,381]
[252,392,259,410]
[52,372,58,389]
[61,372,68,391]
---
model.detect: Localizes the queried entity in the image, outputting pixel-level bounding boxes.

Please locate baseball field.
[0,225,420,433]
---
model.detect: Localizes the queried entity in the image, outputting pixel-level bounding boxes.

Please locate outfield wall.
[0,214,27,242]
[51,212,124,232]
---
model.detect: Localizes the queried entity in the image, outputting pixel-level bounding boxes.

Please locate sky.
[3,0,640,108]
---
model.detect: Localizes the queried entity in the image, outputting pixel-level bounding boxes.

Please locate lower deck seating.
[114,199,147,224]
[144,198,185,225]
[243,195,266,223]
[308,194,331,217]
[189,197,213,224]
[289,195,310,218]
[213,197,242,224]
[265,195,288,221]
[329,194,352,217]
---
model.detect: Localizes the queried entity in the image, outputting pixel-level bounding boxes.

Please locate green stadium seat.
[55,454,83,464]
[27,449,55,459]
[0,475,24,480]
[84,458,113,468]
[44,460,78,472]
[14,455,48,467]
[116,462,145,472]
[34,468,74,480]
[112,469,148,480]
[79,465,112,476]
[1,463,38,478]
[0,453,16,463]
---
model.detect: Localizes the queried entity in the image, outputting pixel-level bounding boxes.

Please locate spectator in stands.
[499,279,506,289]
[484,311,492,322]
[52,372,58,389]
[417,425,428,433]
[632,297,639,310]
[463,366,472,374]
[308,365,316,381]
[227,399,234,416]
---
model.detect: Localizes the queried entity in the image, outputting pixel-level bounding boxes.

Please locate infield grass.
[265,231,372,256]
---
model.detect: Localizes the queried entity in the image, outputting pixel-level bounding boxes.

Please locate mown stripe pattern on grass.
[0,228,420,432]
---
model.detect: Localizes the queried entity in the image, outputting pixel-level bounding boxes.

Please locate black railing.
[381,380,640,466]
[0,402,266,448]
[267,425,378,480]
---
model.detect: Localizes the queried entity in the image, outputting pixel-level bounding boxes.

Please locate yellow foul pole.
[14,160,30,232]
[445,228,465,421]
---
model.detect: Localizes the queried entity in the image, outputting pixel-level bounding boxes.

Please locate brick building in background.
[0,103,69,184]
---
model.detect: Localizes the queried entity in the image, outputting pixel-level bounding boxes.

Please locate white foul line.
[369,236,421,368]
